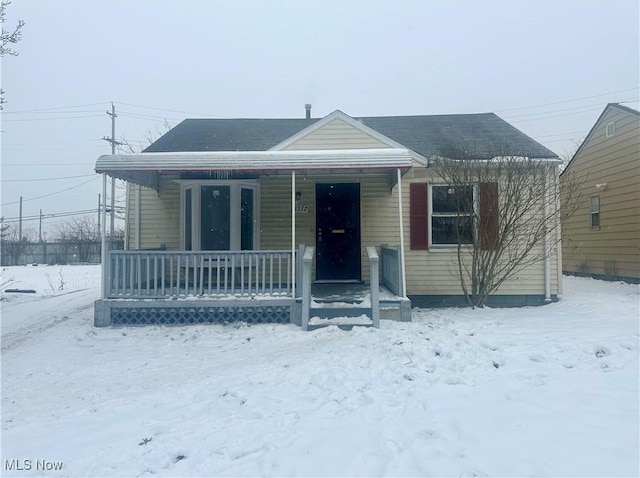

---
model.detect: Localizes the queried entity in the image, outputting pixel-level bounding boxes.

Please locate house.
[561,103,640,282]
[94,107,562,329]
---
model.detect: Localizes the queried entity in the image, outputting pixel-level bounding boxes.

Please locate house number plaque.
[295,205,309,213]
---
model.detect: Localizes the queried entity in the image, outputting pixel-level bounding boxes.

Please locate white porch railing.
[105,250,293,299]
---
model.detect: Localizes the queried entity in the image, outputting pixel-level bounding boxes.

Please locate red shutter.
[479,182,499,250]
[410,183,429,250]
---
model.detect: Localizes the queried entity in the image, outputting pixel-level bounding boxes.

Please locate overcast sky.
[1,0,638,236]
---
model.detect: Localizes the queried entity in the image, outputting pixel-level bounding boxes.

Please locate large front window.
[181,181,259,251]
[431,185,474,245]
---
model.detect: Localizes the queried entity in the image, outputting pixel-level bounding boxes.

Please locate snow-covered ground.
[1,264,638,477]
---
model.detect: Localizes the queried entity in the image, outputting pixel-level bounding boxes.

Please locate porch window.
[180,181,259,250]
[431,185,474,245]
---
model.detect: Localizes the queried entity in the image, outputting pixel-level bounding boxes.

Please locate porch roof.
[95,148,414,190]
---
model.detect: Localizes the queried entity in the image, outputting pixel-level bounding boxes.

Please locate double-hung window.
[431,185,474,245]
[590,196,600,229]
[180,181,259,251]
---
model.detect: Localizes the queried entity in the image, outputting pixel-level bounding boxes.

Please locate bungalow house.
[561,103,640,282]
[94,107,562,329]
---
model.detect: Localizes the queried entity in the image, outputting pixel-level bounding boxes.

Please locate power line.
[0,102,110,114]
[494,87,639,113]
[1,173,96,182]
[533,130,588,138]
[502,101,630,120]
[2,206,124,224]
[509,107,606,123]
[118,111,181,122]
[1,114,105,122]
[1,109,106,115]
[1,177,100,206]
[116,101,226,118]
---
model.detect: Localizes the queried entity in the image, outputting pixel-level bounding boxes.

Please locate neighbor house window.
[605,121,615,138]
[590,196,600,228]
[180,181,259,251]
[431,185,474,245]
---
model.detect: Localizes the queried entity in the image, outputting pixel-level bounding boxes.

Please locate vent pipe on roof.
[305,104,312,119]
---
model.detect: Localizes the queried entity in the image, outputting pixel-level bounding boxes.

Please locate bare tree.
[54,216,100,263]
[0,217,9,240]
[1,1,25,109]
[0,226,35,265]
[431,154,583,307]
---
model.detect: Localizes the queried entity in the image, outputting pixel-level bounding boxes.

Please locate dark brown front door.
[315,183,361,281]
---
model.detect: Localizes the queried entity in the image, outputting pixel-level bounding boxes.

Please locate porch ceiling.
[95,148,414,190]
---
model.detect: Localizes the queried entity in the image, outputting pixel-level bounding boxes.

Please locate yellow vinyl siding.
[127,175,180,250]
[129,166,558,295]
[260,173,400,283]
[562,105,640,279]
[282,118,391,151]
[402,167,558,296]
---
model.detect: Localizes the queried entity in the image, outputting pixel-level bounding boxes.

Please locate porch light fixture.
[296,191,302,201]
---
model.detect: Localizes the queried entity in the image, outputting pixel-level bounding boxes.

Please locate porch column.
[291,170,296,298]
[101,173,108,299]
[397,168,407,297]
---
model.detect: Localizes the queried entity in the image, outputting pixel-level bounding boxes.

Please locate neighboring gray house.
[94,108,560,329]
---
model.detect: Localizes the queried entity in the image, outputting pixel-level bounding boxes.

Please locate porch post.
[101,173,108,299]
[397,168,407,297]
[291,170,296,298]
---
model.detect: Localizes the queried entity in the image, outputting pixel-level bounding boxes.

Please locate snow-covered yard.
[1,264,638,477]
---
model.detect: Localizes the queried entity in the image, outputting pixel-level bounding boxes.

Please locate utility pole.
[39,209,43,242]
[18,196,23,240]
[97,193,101,238]
[102,102,122,247]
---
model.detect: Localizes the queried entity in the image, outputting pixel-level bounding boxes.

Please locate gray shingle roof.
[144,112,558,159]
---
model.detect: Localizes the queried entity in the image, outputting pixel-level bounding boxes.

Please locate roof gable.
[269,110,429,165]
[562,103,640,174]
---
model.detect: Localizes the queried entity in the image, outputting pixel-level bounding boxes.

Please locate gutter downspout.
[291,171,296,299]
[544,166,552,302]
[397,168,407,297]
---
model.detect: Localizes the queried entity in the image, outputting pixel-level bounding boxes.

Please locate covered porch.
[94,149,413,329]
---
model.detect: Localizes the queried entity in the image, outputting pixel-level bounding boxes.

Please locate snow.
[1,264,638,477]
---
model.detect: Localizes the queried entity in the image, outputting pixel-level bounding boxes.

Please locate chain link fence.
[1,239,124,266]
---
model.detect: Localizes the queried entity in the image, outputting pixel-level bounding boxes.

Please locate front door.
[315,183,361,281]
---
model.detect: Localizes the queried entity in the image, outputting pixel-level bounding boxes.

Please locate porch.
[94,148,414,329]
[94,245,410,328]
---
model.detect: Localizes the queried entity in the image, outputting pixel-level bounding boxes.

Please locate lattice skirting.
[97,301,291,326]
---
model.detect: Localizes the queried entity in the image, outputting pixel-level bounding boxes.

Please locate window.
[180,181,259,250]
[409,182,498,250]
[431,185,474,245]
[606,121,615,138]
[590,196,600,228]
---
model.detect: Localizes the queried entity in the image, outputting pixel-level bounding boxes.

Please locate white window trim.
[177,180,260,251]
[429,183,478,250]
